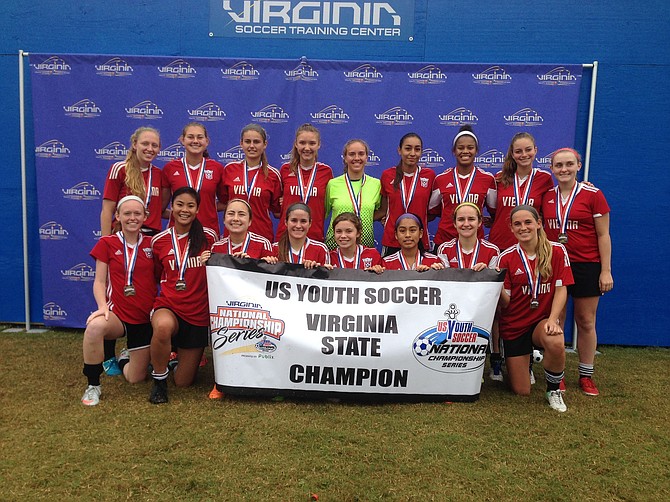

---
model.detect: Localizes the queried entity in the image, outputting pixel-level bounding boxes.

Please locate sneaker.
[529,369,536,385]
[559,378,566,394]
[118,348,130,367]
[199,353,208,368]
[208,384,224,399]
[579,377,599,396]
[489,360,503,382]
[149,379,169,404]
[167,351,179,372]
[102,356,122,376]
[546,390,567,412]
[81,385,101,406]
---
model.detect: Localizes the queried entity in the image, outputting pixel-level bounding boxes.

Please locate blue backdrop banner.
[29,54,582,327]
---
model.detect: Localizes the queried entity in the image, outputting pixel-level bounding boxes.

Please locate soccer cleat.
[118,348,130,366]
[149,379,169,404]
[208,384,224,399]
[102,356,122,376]
[167,351,179,372]
[489,360,503,382]
[81,385,101,406]
[546,390,567,412]
[559,378,566,394]
[579,377,600,396]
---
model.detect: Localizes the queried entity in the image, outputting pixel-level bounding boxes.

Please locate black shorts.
[153,308,209,349]
[123,322,153,351]
[568,262,602,298]
[502,322,540,358]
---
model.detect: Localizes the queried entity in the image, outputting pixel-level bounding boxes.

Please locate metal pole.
[19,49,31,331]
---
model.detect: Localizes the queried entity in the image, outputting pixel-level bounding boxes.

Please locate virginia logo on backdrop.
[95,141,129,161]
[95,57,134,77]
[32,56,71,75]
[537,66,578,86]
[344,63,384,83]
[209,0,414,41]
[472,65,512,85]
[438,107,479,127]
[187,102,227,121]
[35,139,70,159]
[221,61,260,80]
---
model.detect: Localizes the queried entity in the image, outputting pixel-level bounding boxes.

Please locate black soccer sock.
[83,363,104,386]
[545,369,564,392]
[103,339,117,361]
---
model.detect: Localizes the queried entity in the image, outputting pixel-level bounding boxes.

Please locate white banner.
[207,255,504,402]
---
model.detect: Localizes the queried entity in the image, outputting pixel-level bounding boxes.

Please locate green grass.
[1,330,668,501]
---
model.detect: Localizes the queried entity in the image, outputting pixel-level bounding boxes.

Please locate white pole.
[19,50,31,331]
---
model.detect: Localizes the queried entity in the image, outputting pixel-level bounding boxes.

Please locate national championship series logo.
[210,301,286,358]
[412,303,488,373]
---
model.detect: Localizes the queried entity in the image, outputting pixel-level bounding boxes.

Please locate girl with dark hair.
[162,122,226,234]
[382,213,445,271]
[488,132,554,251]
[222,124,282,241]
[329,212,383,273]
[542,148,613,396]
[497,205,574,412]
[148,187,218,404]
[276,123,333,241]
[271,202,330,268]
[378,133,435,256]
[429,125,496,248]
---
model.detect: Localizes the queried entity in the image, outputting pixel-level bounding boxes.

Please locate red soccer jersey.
[276,162,333,241]
[103,162,163,233]
[210,232,273,259]
[429,167,496,246]
[329,246,382,269]
[382,251,445,270]
[380,166,435,249]
[436,238,500,269]
[90,233,157,324]
[222,161,282,241]
[488,169,554,250]
[542,183,610,263]
[151,226,217,326]
[498,243,574,341]
[162,158,226,235]
[271,238,331,265]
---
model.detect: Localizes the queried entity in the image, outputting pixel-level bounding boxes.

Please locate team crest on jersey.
[143,247,153,258]
[362,257,373,269]
[420,177,429,188]
[205,169,213,180]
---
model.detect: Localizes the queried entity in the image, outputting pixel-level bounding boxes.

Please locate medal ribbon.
[227,233,251,255]
[400,168,420,212]
[555,182,581,235]
[297,165,318,205]
[337,245,362,269]
[289,238,308,265]
[453,168,476,204]
[244,162,260,198]
[120,232,142,287]
[398,251,421,271]
[182,158,206,193]
[513,168,536,206]
[143,166,153,209]
[170,228,191,283]
[456,239,480,269]
[344,173,366,217]
[516,244,541,303]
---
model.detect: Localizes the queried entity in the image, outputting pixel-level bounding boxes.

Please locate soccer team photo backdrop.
[29,54,582,328]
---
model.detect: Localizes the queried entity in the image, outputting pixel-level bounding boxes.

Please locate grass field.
[1,329,668,501]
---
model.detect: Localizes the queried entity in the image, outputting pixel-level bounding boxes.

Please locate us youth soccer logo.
[61,263,96,282]
[95,57,134,77]
[63,99,101,118]
[472,65,512,85]
[156,143,185,162]
[43,302,67,321]
[475,149,505,170]
[408,65,448,84]
[39,221,69,240]
[35,139,70,159]
[217,145,245,163]
[62,182,101,201]
[285,62,319,82]
[32,56,71,75]
[420,148,446,169]
[375,106,413,126]
[187,102,227,122]
[310,105,350,124]
[125,100,164,120]
[412,304,488,373]
[95,141,128,161]
[504,107,544,127]
[158,59,196,78]
[537,66,578,86]
[439,107,479,127]
[343,63,383,83]
[251,104,290,124]
[221,61,260,81]
[210,301,286,359]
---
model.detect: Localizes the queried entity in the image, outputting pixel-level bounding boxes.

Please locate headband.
[227,198,252,211]
[452,130,478,149]
[395,213,422,229]
[117,195,146,211]
[453,202,482,218]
